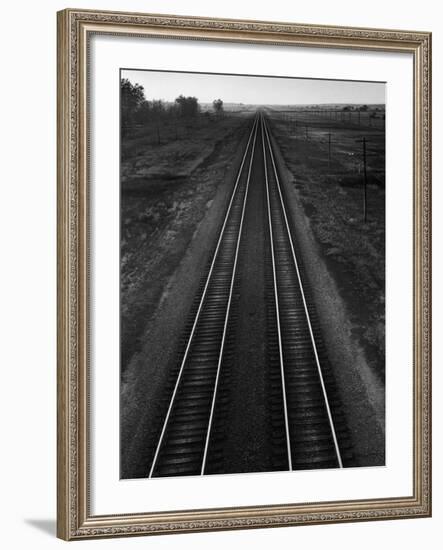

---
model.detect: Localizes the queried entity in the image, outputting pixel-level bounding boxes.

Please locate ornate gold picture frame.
[57,8,431,540]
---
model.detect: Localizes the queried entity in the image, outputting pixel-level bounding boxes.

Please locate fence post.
[356,137,368,222]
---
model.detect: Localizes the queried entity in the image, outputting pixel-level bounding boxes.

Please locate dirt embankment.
[267,116,385,467]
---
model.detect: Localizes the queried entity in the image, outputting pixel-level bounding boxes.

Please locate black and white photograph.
[120,69,386,479]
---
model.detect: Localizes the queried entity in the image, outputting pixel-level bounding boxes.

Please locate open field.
[266,105,385,378]
[121,111,251,371]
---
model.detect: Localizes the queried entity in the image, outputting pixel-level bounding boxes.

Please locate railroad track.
[146,112,352,478]
[261,115,353,470]
[147,114,260,477]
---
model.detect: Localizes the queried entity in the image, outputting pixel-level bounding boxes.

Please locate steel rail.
[260,113,293,471]
[262,115,344,469]
[148,114,259,478]
[200,117,259,475]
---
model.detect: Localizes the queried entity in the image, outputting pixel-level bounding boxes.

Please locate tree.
[150,99,165,116]
[213,99,224,114]
[150,100,165,144]
[135,100,151,124]
[175,95,199,118]
[121,78,145,130]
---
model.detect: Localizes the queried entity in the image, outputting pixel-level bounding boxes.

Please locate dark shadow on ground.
[24,519,56,537]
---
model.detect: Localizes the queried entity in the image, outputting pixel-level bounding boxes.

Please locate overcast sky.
[122,69,385,105]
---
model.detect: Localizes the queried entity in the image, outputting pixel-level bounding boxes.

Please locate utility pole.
[356,137,368,223]
[156,120,161,145]
[328,132,332,169]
